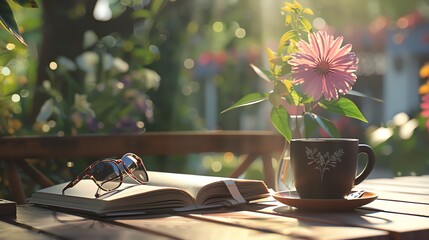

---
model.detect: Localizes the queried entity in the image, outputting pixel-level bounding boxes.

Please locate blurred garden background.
[1,0,429,199]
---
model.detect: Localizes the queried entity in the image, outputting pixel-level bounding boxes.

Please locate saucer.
[272,190,378,211]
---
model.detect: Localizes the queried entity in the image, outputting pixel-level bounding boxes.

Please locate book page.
[35,179,182,201]
[30,179,197,214]
[135,171,236,197]
[125,171,269,205]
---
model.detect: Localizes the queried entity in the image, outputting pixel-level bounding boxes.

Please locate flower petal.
[289,31,358,100]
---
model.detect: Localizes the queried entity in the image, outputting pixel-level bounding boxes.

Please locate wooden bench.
[0,131,285,203]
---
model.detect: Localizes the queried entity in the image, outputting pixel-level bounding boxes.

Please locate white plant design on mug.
[305,147,344,181]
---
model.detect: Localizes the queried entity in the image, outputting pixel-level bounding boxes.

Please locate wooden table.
[1,175,429,240]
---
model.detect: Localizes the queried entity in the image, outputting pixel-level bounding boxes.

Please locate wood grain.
[0,221,58,240]
[256,201,429,240]
[0,131,284,158]
[187,209,389,240]
[115,215,286,240]
[14,205,169,240]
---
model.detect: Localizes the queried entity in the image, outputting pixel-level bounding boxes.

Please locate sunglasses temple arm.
[62,171,89,194]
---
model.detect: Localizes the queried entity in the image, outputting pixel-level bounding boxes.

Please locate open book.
[29,171,270,216]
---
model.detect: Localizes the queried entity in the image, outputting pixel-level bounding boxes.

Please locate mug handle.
[354,144,376,185]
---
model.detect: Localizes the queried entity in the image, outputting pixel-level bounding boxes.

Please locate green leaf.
[284,86,312,106]
[278,30,296,49]
[250,64,272,82]
[348,90,383,103]
[132,9,152,18]
[271,106,292,141]
[319,97,368,123]
[286,38,298,54]
[221,93,267,114]
[299,17,313,33]
[150,0,164,14]
[303,112,317,137]
[284,90,300,106]
[11,0,38,8]
[0,1,26,46]
[307,113,340,137]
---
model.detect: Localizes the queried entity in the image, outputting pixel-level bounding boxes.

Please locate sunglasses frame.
[62,153,149,196]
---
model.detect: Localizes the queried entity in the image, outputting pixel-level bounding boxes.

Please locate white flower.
[73,94,95,117]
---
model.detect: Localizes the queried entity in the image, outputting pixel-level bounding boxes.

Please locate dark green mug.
[290,138,375,199]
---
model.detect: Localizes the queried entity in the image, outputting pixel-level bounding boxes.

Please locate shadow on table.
[273,206,393,226]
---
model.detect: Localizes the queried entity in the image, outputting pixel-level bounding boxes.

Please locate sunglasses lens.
[90,161,121,190]
[122,154,148,182]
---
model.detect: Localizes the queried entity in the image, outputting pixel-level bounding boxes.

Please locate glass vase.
[276,115,305,191]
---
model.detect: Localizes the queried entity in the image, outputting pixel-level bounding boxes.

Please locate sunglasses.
[62,153,148,197]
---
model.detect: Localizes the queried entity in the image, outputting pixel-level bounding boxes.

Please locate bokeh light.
[20,89,30,98]
[212,21,224,32]
[93,0,112,21]
[1,67,10,76]
[184,58,195,69]
[392,112,409,126]
[396,17,409,29]
[211,161,222,172]
[187,21,199,34]
[6,43,15,50]
[116,82,125,89]
[313,17,326,30]
[11,94,20,103]
[41,124,51,133]
[49,62,58,70]
[235,28,246,38]
[136,121,145,128]
[223,152,235,164]
[1,67,11,76]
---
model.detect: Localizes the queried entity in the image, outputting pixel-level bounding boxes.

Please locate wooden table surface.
[1,175,429,240]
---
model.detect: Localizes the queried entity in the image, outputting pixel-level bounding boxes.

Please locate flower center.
[314,60,331,76]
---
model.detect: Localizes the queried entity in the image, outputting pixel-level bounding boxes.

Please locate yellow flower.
[266,47,278,67]
[420,62,429,78]
[293,0,303,10]
[281,2,293,12]
[419,80,429,95]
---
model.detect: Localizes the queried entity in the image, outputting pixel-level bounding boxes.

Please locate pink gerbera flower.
[288,31,358,101]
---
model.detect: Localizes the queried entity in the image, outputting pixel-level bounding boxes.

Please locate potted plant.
[222,0,371,191]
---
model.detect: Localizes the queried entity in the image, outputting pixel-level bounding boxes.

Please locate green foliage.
[318,98,368,123]
[304,112,340,138]
[11,0,38,8]
[299,17,313,33]
[28,1,169,136]
[35,32,161,135]
[271,106,291,140]
[221,93,267,114]
[366,116,429,176]
[250,64,272,82]
[0,0,37,46]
